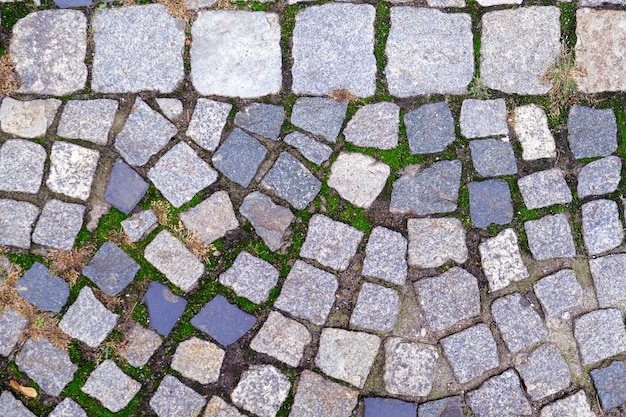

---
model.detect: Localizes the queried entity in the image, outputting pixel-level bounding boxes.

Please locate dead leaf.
[10,380,37,398]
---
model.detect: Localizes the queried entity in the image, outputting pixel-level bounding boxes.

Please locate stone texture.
[15,337,77,397]
[290,370,359,417]
[480,7,560,95]
[292,4,375,97]
[0,139,46,193]
[384,337,438,397]
[362,226,407,286]
[0,308,28,357]
[415,267,480,333]
[364,398,417,417]
[518,168,572,210]
[115,97,177,166]
[156,98,183,121]
[191,295,256,346]
[390,160,462,215]
[10,10,86,95]
[203,397,244,417]
[327,152,390,208]
[315,328,380,389]
[591,361,626,411]
[144,230,204,292]
[567,105,617,159]
[191,11,281,98]
[300,214,363,271]
[92,4,185,93]
[148,142,218,208]
[386,8,473,96]
[492,293,548,353]
[121,210,158,242]
[0,199,39,249]
[517,343,570,400]
[274,260,338,326]
[119,323,162,368]
[350,283,400,332]
[57,99,118,145]
[344,102,399,149]
[290,97,347,142]
[284,132,333,165]
[577,156,622,198]
[441,324,500,384]
[17,262,69,313]
[50,398,87,417]
[83,242,140,296]
[418,397,463,417]
[540,391,596,417]
[82,360,141,413]
[32,199,85,250]
[405,102,456,154]
[186,99,232,151]
[104,158,149,215]
[574,308,626,365]
[59,287,118,348]
[149,375,206,417]
[0,392,35,417]
[466,370,532,417]
[234,103,284,140]
[240,192,294,251]
[232,365,291,417]
[219,251,279,304]
[582,199,623,256]
[171,337,225,384]
[534,270,583,318]
[525,213,576,261]
[212,128,267,188]
[468,179,514,228]
[180,191,239,245]
[460,99,508,139]
[261,152,321,210]
[144,281,187,337]
[470,139,517,177]
[47,141,99,201]
[0,98,60,138]
[590,254,626,308]
[250,311,311,367]
[514,104,556,161]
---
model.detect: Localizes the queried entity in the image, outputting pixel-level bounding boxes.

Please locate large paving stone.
[0,392,35,417]
[518,168,572,210]
[250,311,311,367]
[0,308,28,357]
[362,226,407,286]
[582,199,624,255]
[575,9,626,93]
[386,8,473,96]
[10,10,86,95]
[219,251,279,304]
[344,102,399,149]
[104,158,149,215]
[590,254,626,308]
[83,242,140,296]
[59,287,118,348]
[540,391,596,417]
[290,370,358,417]
[384,337,438,397]
[261,152,321,210]
[0,199,39,249]
[0,139,46,194]
[525,213,576,261]
[567,105,617,159]
[418,397,463,417]
[92,4,185,93]
[469,139,517,177]
[292,4,375,97]
[513,104,556,161]
[460,99,508,139]
[47,141,99,201]
[239,191,293,252]
[517,343,570,400]
[180,191,239,245]
[119,323,162,368]
[274,260,337,326]
[327,152,390,208]
[534,269,583,318]
[191,11,281,98]
[290,97,347,142]
[82,360,141,413]
[191,295,256,346]
[284,132,333,165]
[212,128,267,188]
[0,97,60,138]
[231,365,291,417]
[591,361,626,411]
[577,156,622,198]
[32,199,85,250]
[480,7,560,95]
[186,99,232,151]
[468,179,514,228]
[49,398,87,417]
[574,308,626,366]
[364,398,416,417]
[234,103,284,141]
[171,337,225,384]
[17,262,69,313]
[390,160,462,215]
[57,99,118,145]
[441,324,500,384]
[149,375,206,417]
[15,337,77,397]
[121,210,158,243]
[144,281,187,337]
[405,102,455,154]
[350,282,400,332]
[492,293,548,353]
[466,370,532,417]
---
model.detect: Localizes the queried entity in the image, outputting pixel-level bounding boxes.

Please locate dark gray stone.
[468,179,513,227]
[119,323,162,368]
[0,139,46,194]
[460,99,508,139]
[518,168,572,210]
[517,343,570,400]
[219,251,279,304]
[32,199,85,251]
[284,131,333,165]
[0,392,35,417]
[261,152,321,210]
[83,242,140,296]
[185,99,232,151]
[418,397,463,417]
[470,139,517,177]
[234,103,284,140]
[591,361,626,411]
[441,324,500,384]
[534,270,583,318]
[191,295,256,346]
[81,360,141,413]
[57,99,118,145]
[300,214,363,271]
[574,308,626,365]
[0,199,39,250]
[350,282,400,332]
[50,398,87,417]
[290,97,347,142]
[590,254,626,308]
[290,370,358,417]
[577,156,622,198]
[492,293,548,353]
[390,160,462,215]
[524,213,576,260]
[568,106,618,159]
[144,281,187,337]
[364,398,416,417]
[59,287,118,348]
[239,191,294,252]
[466,370,532,417]
[0,308,28,357]
[362,226,407,286]
[582,199,624,256]
[17,262,69,313]
[104,159,149,215]
[149,375,206,417]
[405,102,455,154]
[212,128,268,188]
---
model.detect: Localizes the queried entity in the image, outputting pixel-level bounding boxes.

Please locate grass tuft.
[542,48,581,119]
[0,54,20,95]
[47,245,94,287]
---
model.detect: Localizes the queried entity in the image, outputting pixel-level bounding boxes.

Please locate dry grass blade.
[0,54,20,96]
[215,0,236,10]
[542,49,582,118]
[151,200,173,226]
[171,221,214,263]
[328,89,358,102]
[157,0,193,20]
[47,245,94,286]
[108,229,133,248]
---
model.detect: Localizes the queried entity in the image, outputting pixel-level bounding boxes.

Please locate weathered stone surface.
[300,214,363,271]
[468,179,514,227]
[590,254,626,308]
[47,141,99,201]
[191,295,256,346]
[350,283,400,332]
[405,103,455,154]
[292,4,375,97]
[219,251,279,304]
[92,4,185,93]
[15,337,77,397]
[144,281,187,337]
[574,308,626,365]
[470,139,517,177]
[144,230,204,292]
[234,103,284,140]
[418,397,463,417]
[0,98,60,138]
[480,7,560,95]
[148,142,218,208]
[575,9,626,94]
[591,361,626,411]
[32,199,85,250]
[156,98,182,121]
[82,360,141,413]
[0,392,35,417]
[386,8,473,96]
[540,391,596,417]
[10,10,86,95]
[240,192,293,251]
[121,210,158,243]
[525,213,576,261]
[115,97,177,166]
[119,323,162,368]
[578,156,621,198]
[57,99,118,145]
[384,337,438,397]
[364,398,417,417]
[186,99,232,151]
[59,287,118,348]
[492,293,548,353]
[105,158,148,215]
[250,311,311,367]
[513,104,556,161]
[171,337,225,384]
[149,375,206,417]
[83,242,140,296]
[191,11,281,98]
[284,132,333,165]
[203,397,244,417]
[518,168,572,210]
[212,128,267,188]
[50,398,87,417]
[466,370,532,417]
[517,343,570,400]
[0,308,28,357]
[390,160,462,215]
[460,99,508,139]
[328,152,390,208]
[534,270,583,318]
[185,0,217,9]
[362,226,407,286]
[568,105,618,159]
[582,199,623,256]
[261,152,321,210]
[344,102,399,149]
[290,370,358,417]
[0,139,46,193]
[275,261,337,326]
[316,328,380,389]
[232,365,291,417]
[0,199,39,249]
[17,262,69,313]
[441,324,500,384]
[180,191,239,245]
[290,97,347,142]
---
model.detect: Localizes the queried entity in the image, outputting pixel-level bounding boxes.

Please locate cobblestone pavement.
[0,0,626,416]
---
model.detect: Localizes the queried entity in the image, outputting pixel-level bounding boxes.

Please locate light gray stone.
[0,392,35,417]
[582,199,623,256]
[577,156,622,198]
[386,8,473,96]
[50,398,87,417]
[290,370,359,417]
[514,104,556,161]
[518,168,572,210]
[540,391,595,417]
[315,328,380,388]
[284,132,332,165]
[144,230,204,292]
[517,343,570,400]
[405,102,456,154]
[261,152,321,210]
[57,99,118,145]
[574,309,626,365]
[492,293,548,353]
[240,191,294,251]
[212,128,268,188]
[250,311,311,367]
[203,397,243,417]
[32,199,85,250]
[59,287,118,348]
[590,254,626,308]
[82,360,141,413]
[469,139,517,177]
[479,229,528,292]
[350,282,400,332]
[147,142,218,208]
[466,370,532,417]
[180,191,238,244]
[47,141,100,201]
[290,97,347,142]
[219,251,279,304]
[441,324,500,384]
[0,308,27,357]
[10,10,86,95]
[156,98,183,122]
[292,4,375,97]
[407,218,467,269]
[232,365,291,417]
[234,103,284,140]
[119,323,162,368]
[191,11,281,98]
[327,152,390,209]
[384,337,438,397]
[480,7,561,95]
[121,210,158,243]
[92,4,185,93]
[568,105,617,159]
[460,99,508,139]
[477,0,521,5]
[0,139,46,194]
[0,199,39,249]
[362,226,407,286]
[525,213,576,261]
[171,337,225,384]
[427,0,465,6]
[186,99,232,151]
[344,102,399,149]
[150,375,206,417]
[0,98,60,138]
[534,270,583,318]
[185,0,217,9]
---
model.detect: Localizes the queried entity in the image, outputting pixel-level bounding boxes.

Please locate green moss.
[373,1,391,102]
[231,1,271,11]
[560,3,577,52]
[5,253,45,271]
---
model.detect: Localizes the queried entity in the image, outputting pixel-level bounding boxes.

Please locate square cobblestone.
[405,102,456,154]
[466,370,532,417]
[460,99,508,139]
[0,392,35,417]
[180,191,239,245]
[185,99,231,151]
[479,228,529,291]
[284,132,333,165]
[104,158,149,215]
[47,141,99,201]
[261,152,322,210]
[144,281,187,337]
[470,139,517,177]
[492,293,548,353]
[219,251,279,304]
[32,199,84,250]
[408,218,467,269]
[0,98,60,138]
[191,295,256,346]
[121,210,158,243]
[343,102,399,150]
[540,391,595,417]
[290,97,347,143]
[0,199,39,249]
[574,308,626,366]
[171,337,225,384]
[591,360,626,411]
[513,104,556,161]
[300,214,363,271]
[83,242,140,296]
[384,337,438,397]
[212,128,267,188]
[582,199,624,256]
[327,152,390,209]
[577,156,622,198]
[364,397,416,417]
[49,398,87,417]
[534,269,583,318]
[17,262,69,313]
[590,254,626,308]
[239,191,293,252]
[517,343,571,400]
[0,139,46,194]
[469,179,513,228]
[149,375,206,417]
[519,168,572,210]
[234,103,284,141]
[289,370,358,417]
[57,99,118,145]
[119,323,162,368]
[362,226,407,286]
[250,311,311,367]
[0,308,28,357]
[525,213,576,261]
[419,397,463,417]
[232,365,291,417]
[82,360,141,413]
[59,287,118,348]
[350,282,400,333]
[441,324,499,384]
